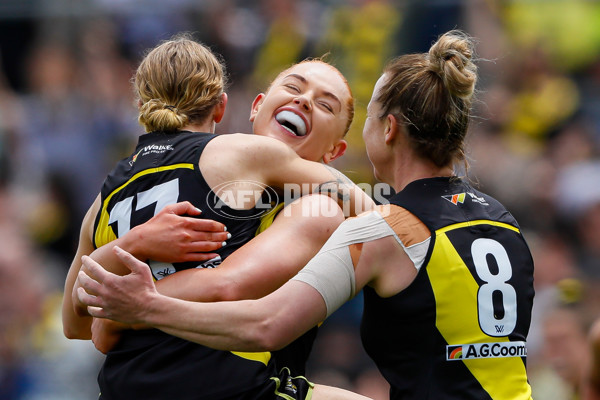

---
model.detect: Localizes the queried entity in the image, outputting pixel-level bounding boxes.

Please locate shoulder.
[373,204,430,247]
[200,133,299,184]
[206,133,297,162]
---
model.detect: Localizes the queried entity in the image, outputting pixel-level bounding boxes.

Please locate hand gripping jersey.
[93,131,275,400]
[360,177,534,400]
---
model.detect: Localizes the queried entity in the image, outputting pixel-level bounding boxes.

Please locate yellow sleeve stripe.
[94,163,195,248]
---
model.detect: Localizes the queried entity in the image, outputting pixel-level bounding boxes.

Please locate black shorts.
[99,367,314,400]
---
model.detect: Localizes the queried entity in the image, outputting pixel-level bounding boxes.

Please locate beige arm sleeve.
[292,211,398,317]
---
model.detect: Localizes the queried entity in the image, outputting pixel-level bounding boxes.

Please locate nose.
[294,96,312,111]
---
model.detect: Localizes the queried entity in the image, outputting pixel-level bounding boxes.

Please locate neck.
[182,121,215,133]
[391,155,454,192]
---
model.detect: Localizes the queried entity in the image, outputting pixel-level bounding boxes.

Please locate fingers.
[173,226,231,257]
[77,256,118,318]
[113,246,156,290]
[113,246,152,276]
[191,218,227,233]
[164,202,228,233]
[188,230,230,244]
[181,252,220,263]
[77,270,103,302]
[76,286,105,319]
[87,305,108,319]
[166,201,202,217]
[82,254,118,281]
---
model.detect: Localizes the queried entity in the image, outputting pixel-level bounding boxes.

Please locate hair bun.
[428,30,477,99]
[139,99,188,132]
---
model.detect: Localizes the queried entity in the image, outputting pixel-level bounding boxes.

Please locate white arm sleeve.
[292,211,398,317]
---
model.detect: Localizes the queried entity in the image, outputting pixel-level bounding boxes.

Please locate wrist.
[141,292,169,327]
[120,226,146,260]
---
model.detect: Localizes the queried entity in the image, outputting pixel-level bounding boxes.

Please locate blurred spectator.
[531,302,597,400]
[555,161,600,280]
[0,221,45,399]
[9,23,138,269]
[316,0,402,184]
[526,231,579,360]
[0,1,599,398]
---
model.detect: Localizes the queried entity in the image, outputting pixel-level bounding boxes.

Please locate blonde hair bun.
[427,30,477,99]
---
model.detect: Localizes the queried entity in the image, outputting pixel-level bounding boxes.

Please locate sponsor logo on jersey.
[442,192,489,206]
[129,148,144,166]
[129,144,175,165]
[150,255,223,280]
[467,192,489,205]
[196,255,222,269]
[150,261,177,280]
[442,192,466,205]
[446,341,527,361]
[447,346,464,360]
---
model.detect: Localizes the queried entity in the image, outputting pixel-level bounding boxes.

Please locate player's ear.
[249,93,265,123]
[213,93,227,123]
[322,139,347,164]
[384,114,398,145]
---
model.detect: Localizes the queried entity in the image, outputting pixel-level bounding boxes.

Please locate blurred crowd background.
[1,0,599,399]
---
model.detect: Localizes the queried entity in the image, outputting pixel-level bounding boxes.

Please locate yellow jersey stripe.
[436,220,520,235]
[231,351,272,366]
[94,163,195,247]
[428,231,532,400]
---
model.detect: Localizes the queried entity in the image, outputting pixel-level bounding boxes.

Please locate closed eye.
[284,84,300,93]
[319,102,334,113]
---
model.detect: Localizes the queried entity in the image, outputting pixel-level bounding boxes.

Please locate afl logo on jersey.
[207,180,278,220]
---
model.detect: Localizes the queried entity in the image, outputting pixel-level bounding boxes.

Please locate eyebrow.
[284,73,343,112]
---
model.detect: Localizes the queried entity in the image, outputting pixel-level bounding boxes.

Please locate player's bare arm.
[61,196,100,339]
[202,133,374,216]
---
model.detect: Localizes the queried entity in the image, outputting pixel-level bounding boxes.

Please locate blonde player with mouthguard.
[78,30,535,400]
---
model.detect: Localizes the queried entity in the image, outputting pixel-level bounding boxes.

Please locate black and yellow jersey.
[94,130,260,276]
[93,130,274,399]
[361,177,534,400]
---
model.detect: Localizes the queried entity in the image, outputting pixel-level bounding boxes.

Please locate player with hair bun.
[62,33,373,400]
[78,30,535,400]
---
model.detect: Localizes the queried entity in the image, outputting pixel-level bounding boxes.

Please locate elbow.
[260,333,290,352]
[211,273,254,301]
[62,312,92,340]
[215,282,244,302]
[62,324,91,340]
[247,314,293,352]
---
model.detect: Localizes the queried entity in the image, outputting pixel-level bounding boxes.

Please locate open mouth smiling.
[275,110,308,137]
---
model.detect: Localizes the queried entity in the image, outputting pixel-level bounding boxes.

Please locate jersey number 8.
[471,238,517,337]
